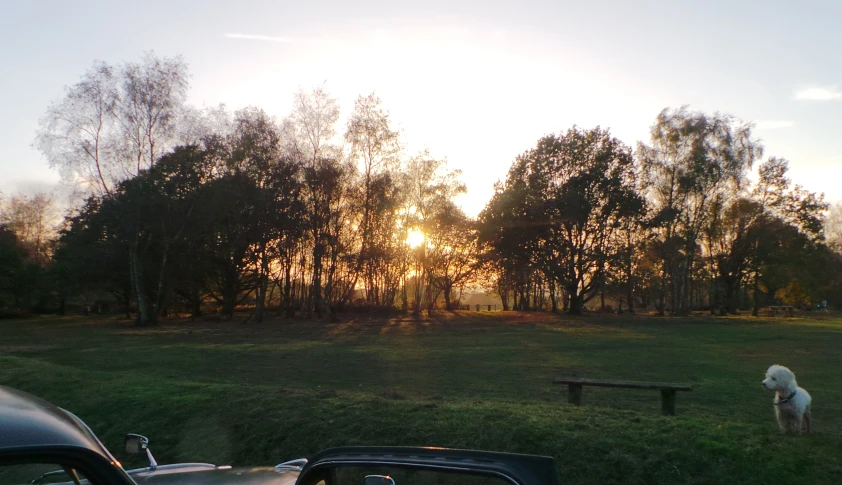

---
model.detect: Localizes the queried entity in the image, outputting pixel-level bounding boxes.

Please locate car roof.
[0,385,108,455]
[299,446,560,485]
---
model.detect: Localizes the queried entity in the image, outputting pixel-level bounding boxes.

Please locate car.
[0,386,560,485]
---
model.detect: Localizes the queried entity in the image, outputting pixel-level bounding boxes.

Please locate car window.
[320,465,512,485]
[0,463,90,485]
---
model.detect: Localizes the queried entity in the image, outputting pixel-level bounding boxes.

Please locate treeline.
[478,113,842,315]
[3,53,473,324]
[2,53,842,321]
[0,193,60,315]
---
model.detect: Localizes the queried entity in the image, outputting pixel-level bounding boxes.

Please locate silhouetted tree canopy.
[7,55,839,320]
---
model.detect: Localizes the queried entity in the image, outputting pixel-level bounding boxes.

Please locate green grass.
[2,311,841,484]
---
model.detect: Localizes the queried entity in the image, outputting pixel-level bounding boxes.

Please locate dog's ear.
[777,367,796,390]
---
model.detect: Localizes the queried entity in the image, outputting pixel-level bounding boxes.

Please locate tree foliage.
[35,52,189,196]
[479,127,644,314]
[15,54,839,319]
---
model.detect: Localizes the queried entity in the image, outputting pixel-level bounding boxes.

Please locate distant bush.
[0,308,32,319]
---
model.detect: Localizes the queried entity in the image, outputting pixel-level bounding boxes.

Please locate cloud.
[793,86,841,101]
[224,33,295,43]
[755,120,794,130]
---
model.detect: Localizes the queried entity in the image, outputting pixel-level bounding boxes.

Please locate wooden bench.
[553,377,693,415]
[764,305,794,317]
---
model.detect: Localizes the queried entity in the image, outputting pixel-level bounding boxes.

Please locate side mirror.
[124,434,150,454]
[365,475,395,485]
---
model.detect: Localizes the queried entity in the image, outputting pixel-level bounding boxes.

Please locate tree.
[92,146,213,325]
[606,192,651,313]
[344,93,402,307]
[401,152,466,313]
[35,53,189,197]
[284,84,341,165]
[746,157,829,313]
[704,197,764,314]
[826,202,842,253]
[753,157,826,242]
[0,226,31,311]
[0,193,59,266]
[34,61,119,196]
[699,156,829,315]
[176,103,233,148]
[282,86,344,316]
[477,177,536,311]
[119,52,190,173]
[54,196,134,316]
[638,107,762,315]
[226,107,304,322]
[300,159,352,314]
[480,127,644,315]
[425,204,477,310]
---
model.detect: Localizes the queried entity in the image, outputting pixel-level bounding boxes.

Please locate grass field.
[2,311,841,484]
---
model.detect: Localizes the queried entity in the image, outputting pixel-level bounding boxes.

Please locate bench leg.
[568,384,583,405]
[661,390,676,416]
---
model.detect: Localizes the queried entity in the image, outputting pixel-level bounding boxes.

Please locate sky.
[1,0,841,216]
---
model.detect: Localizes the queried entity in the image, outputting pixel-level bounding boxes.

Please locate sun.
[406,229,425,248]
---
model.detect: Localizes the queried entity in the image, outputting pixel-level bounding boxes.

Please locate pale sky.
[1,0,841,216]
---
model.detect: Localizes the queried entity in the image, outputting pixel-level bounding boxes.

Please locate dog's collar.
[775,390,797,405]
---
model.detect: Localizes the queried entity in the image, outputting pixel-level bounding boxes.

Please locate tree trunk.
[723,277,736,315]
[255,246,269,323]
[600,276,606,311]
[190,283,202,319]
[679,252,694,315]
[549,280,558,313]
[670,265,679,315]
[443,283,452,310]
[710,275,719,315]
[153,249,169,319]
[500,286,510,311]
[312,240,325,318]
[129,243,154,326]
[323,240,339,316]
[568,295,583,315]
[567,285,582,315]
[221,267,237,319]
[412,274,423,314]
[658,262,668,316]
[284,258,293,317]
[742,282,749,312]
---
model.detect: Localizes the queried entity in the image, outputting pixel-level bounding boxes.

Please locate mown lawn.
[1,311,841,484]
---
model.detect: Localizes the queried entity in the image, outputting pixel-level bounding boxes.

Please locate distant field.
[1,312,841,484]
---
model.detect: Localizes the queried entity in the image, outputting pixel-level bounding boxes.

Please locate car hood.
[129,466,299,485]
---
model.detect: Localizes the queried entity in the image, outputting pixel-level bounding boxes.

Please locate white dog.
[761,365,812,435]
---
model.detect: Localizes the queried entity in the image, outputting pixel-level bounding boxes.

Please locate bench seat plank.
[553,377,692,391]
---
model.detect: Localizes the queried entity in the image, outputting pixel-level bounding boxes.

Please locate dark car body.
[0,386,135,485]
[0,386,559,485]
